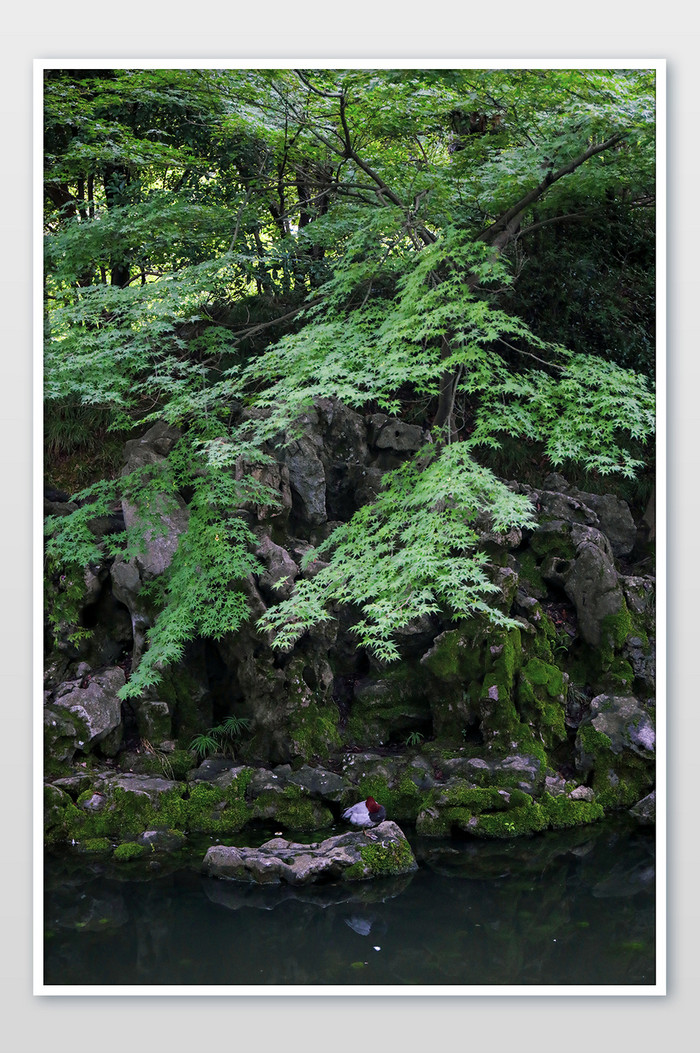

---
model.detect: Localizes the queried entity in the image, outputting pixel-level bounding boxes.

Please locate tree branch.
[477,133,625,246]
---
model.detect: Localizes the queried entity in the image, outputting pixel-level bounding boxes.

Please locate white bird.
[342,796,386,828]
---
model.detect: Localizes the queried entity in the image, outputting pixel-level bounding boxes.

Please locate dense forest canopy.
[43,66,657,698]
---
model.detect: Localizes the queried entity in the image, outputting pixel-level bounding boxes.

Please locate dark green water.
[43,818,656,988]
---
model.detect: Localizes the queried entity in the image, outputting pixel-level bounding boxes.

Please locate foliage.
[43,66,656,696]
[259,444,536,659]
[189,716,252,759]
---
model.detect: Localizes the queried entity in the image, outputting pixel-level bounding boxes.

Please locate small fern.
[189,717,252,760]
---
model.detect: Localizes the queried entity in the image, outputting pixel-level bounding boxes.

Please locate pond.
[43,817,656,990]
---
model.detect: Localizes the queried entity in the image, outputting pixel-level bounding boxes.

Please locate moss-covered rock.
[251,784,334,831]
[344,836,418,880]
[78,837,113,854]
[44,783,83,843]
[44,705,84,769]
[574,700,655,810]
[540,793,605,829]
[339,752,437,824]
[517,657,567,748]
[469,798,550,839]
[343,669,432,747]
[46,767,257,844]
[286,701,342,762]
[202,821,417,884]
[113,841,146,862]
[421,627,483,683]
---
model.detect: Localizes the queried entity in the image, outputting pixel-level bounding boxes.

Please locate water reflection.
[44,819,655,987]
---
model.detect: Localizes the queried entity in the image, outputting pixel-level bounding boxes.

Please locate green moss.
[44,784,84,844]
[470,799,549,839]
[606,657,635,691]
[184,783,228,834]
[578,722,613,758]
[226,766,254,800]
[184,776,254,834]
[589,758,654,810]
[415,805,450,836]
[539,793,604,829]
[113,842,146,861]
[168,749,197,779]
[522,657,563,692]
[253,784,333,831]
[601,604,634,652]
[438,785,511,812]
[576,715,654,811]
[44,757,75,781]
[517,657,567,747]
[343,666,433,748]
[158,664,213,747]
[52,766,262,846]
[486,627,522,691]
[79,837,113,854]
[352,773,428,824]
[344,837,416,880]
[422,780,605,840]
[516,550,545,594]
[422,625,486,683]
[69,785,181,839]
[529,523,575,560]
[288,705,341,762]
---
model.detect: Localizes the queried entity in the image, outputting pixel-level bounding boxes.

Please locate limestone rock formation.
[201,821,417,885]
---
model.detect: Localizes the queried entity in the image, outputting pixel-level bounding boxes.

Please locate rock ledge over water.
[202,821,417,885]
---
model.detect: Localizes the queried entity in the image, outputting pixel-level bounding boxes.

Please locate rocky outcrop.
[44,403,656,842]
[51,666,126,757]
[201,821,417,884]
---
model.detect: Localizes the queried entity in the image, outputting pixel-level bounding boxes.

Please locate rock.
[189,757,245,783]
[568,785,595,802]
[43,409,657,843]
[545,774,567,796]
[201,821,417,884]
[132,699,171,743]
[44,784,77,840]
[536,482,636,558]
[254,532,299,601]
[440,752,543,794]
[281,424,327,526]
[136,829,186,853]
[367,413,424,452]
[109,422,190,670]
[641,485,655,543]
[98,773,182,799]
[480,524,523,550]
[79,792,106,812]
[576,695,655,776]
[286,764,349,802]
[120,422,190,579]
[52,667,126,755]
[538,490,599,529]
[354,465,386,506]
[247,767,291,797]
[564,539,625,647]
[44,705,81,764]
[492,564,520,609]
[542,472,571,492]
[621,575,656,616]
[568,490,637,558]
[630,790,655,825]
[624,634,656,695]
[235,455,293,522]
[318,399,372,519]
[589,694,655,758]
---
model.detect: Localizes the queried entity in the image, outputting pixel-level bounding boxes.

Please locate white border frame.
[33,57,666,997]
